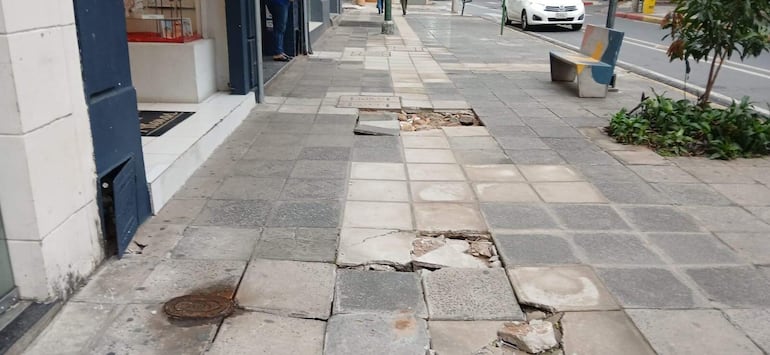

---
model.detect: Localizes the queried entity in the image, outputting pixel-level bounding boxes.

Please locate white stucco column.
[0,0,104,300]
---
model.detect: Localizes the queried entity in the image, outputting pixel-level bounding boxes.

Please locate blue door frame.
[73,0,152,257]
[227,0,265,98]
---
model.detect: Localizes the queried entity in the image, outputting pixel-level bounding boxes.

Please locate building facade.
[0,0,334,306]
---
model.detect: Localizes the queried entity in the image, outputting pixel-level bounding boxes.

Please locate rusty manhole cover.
[163,294,235,320]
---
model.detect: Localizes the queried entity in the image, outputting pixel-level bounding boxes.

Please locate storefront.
[0,0,330,303]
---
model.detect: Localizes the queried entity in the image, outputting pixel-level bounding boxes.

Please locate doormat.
[139,111,195,137]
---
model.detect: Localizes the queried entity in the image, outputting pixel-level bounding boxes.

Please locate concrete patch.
[508,266,619,312]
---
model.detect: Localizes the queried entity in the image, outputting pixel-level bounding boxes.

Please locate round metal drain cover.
[163,295,235,320]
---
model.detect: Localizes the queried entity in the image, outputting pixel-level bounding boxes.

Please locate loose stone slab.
[90,304,217,355]
[354,120,401,136]
[561,311,655,355]
[423,268,524,320]
[358,111,398,122]
[208,312,325,355]
[324,314,429,355]
[508,266,619,312]
[337,228,415,267]
[334,270,427,317]
[236,259,336,319]
[338,95,401,109]
[628,309,762,355]
[429,321,506,355]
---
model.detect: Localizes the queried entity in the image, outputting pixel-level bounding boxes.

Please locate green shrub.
[607,93,770,159]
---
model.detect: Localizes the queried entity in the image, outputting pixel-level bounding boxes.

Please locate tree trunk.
[700,52,722,107]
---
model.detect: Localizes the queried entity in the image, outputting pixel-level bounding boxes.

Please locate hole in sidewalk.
[342,231,500,272]
[397,109,484,131]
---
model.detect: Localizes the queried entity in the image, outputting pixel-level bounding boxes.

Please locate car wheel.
[571,24,583,31]
[503,10,512,25]
[521,11,530,31]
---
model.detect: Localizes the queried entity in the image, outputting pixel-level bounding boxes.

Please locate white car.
[504,0,586,31]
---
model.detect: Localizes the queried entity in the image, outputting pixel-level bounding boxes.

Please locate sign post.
[382,0,394,34]
[500,0,507,35]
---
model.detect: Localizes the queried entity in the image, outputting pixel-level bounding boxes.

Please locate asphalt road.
[461,0,770,109]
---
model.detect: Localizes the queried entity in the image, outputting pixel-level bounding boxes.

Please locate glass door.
[0,209,17,313]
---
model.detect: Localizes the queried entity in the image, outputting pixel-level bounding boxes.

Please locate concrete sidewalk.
[23,2,770,355]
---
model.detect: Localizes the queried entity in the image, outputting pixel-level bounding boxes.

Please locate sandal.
[273,54,291,62]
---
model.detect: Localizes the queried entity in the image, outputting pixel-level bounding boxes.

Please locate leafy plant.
[662,0,770,107]
[607,92,770,159]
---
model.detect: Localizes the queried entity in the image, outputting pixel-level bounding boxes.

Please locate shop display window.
[125,0,202,43]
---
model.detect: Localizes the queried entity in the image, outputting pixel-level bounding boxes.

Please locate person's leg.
[400,0,407,15]
[267,1,289,57]
[377,0,383,14]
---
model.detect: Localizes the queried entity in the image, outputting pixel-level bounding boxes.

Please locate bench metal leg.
[577,66,608,98]
[550,55,576,82]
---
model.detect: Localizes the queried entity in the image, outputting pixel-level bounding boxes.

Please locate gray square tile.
[725,309,770,354]
[174,177,223,199]
[463,164,524,182]
[280,179,346,199]
[682,206,770,232]
[481,203,559,230]
[243,145,303,160]
[151,199,207,225]
[171,226,260,260]
[253,228,339,262]
[627,310,763,355]
[91,304,217,355]
[711,183,770,206]
[494,233,580,265]
[572,232,663,265]
[236,259,336,319]
[428,321,510,355]
[620,206,702,232]
[562,311,656,355]
[234,160,295,178]
[423,268,524,320]
[648,233,742,264]
[333,270,427,317]
[213,177,285,200]
[324,314,429,355]
[353,135,401,148]
[533,182,607,203]
[290,160,349,179]
[454,149,512,164]
[597,268,700,308]
[496,137,550,150]
[267,201,342,228]
[685,266,770,307]
[207,313,325,355]
[298,147,351,161]
[551,205,630,231]
[24,302,117,354]
[448,136,500,150]
[629,165,699,183]
[716,233,770,264]
[509,265,619,311]
[133,259,246,302]
[351,147,404,162]
[651,183,733,206]
[594,182,673,204]
[303,134,356,147]
[193,200,272,227]
[506,149,566,164]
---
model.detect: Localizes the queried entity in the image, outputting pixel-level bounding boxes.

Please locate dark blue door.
[227,0,263,95]
[73,0,152,257]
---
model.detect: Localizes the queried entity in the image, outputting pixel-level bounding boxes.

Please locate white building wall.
[0,0,104,300]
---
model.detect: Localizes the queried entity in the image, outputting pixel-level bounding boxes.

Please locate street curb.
[615,11,664,24]
[520,30,770,116]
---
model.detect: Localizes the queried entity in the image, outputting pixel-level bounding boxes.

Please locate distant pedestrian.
[401,0,407,15]
[377,0,384,14]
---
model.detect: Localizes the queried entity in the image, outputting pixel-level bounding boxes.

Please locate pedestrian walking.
[377,0,384,14]
[400,0,407,15]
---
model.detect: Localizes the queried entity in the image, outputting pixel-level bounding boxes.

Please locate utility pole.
[606,0,618,28]
[382,0,394,34]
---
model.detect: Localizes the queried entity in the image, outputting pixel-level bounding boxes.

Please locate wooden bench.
[549,25,624,98]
